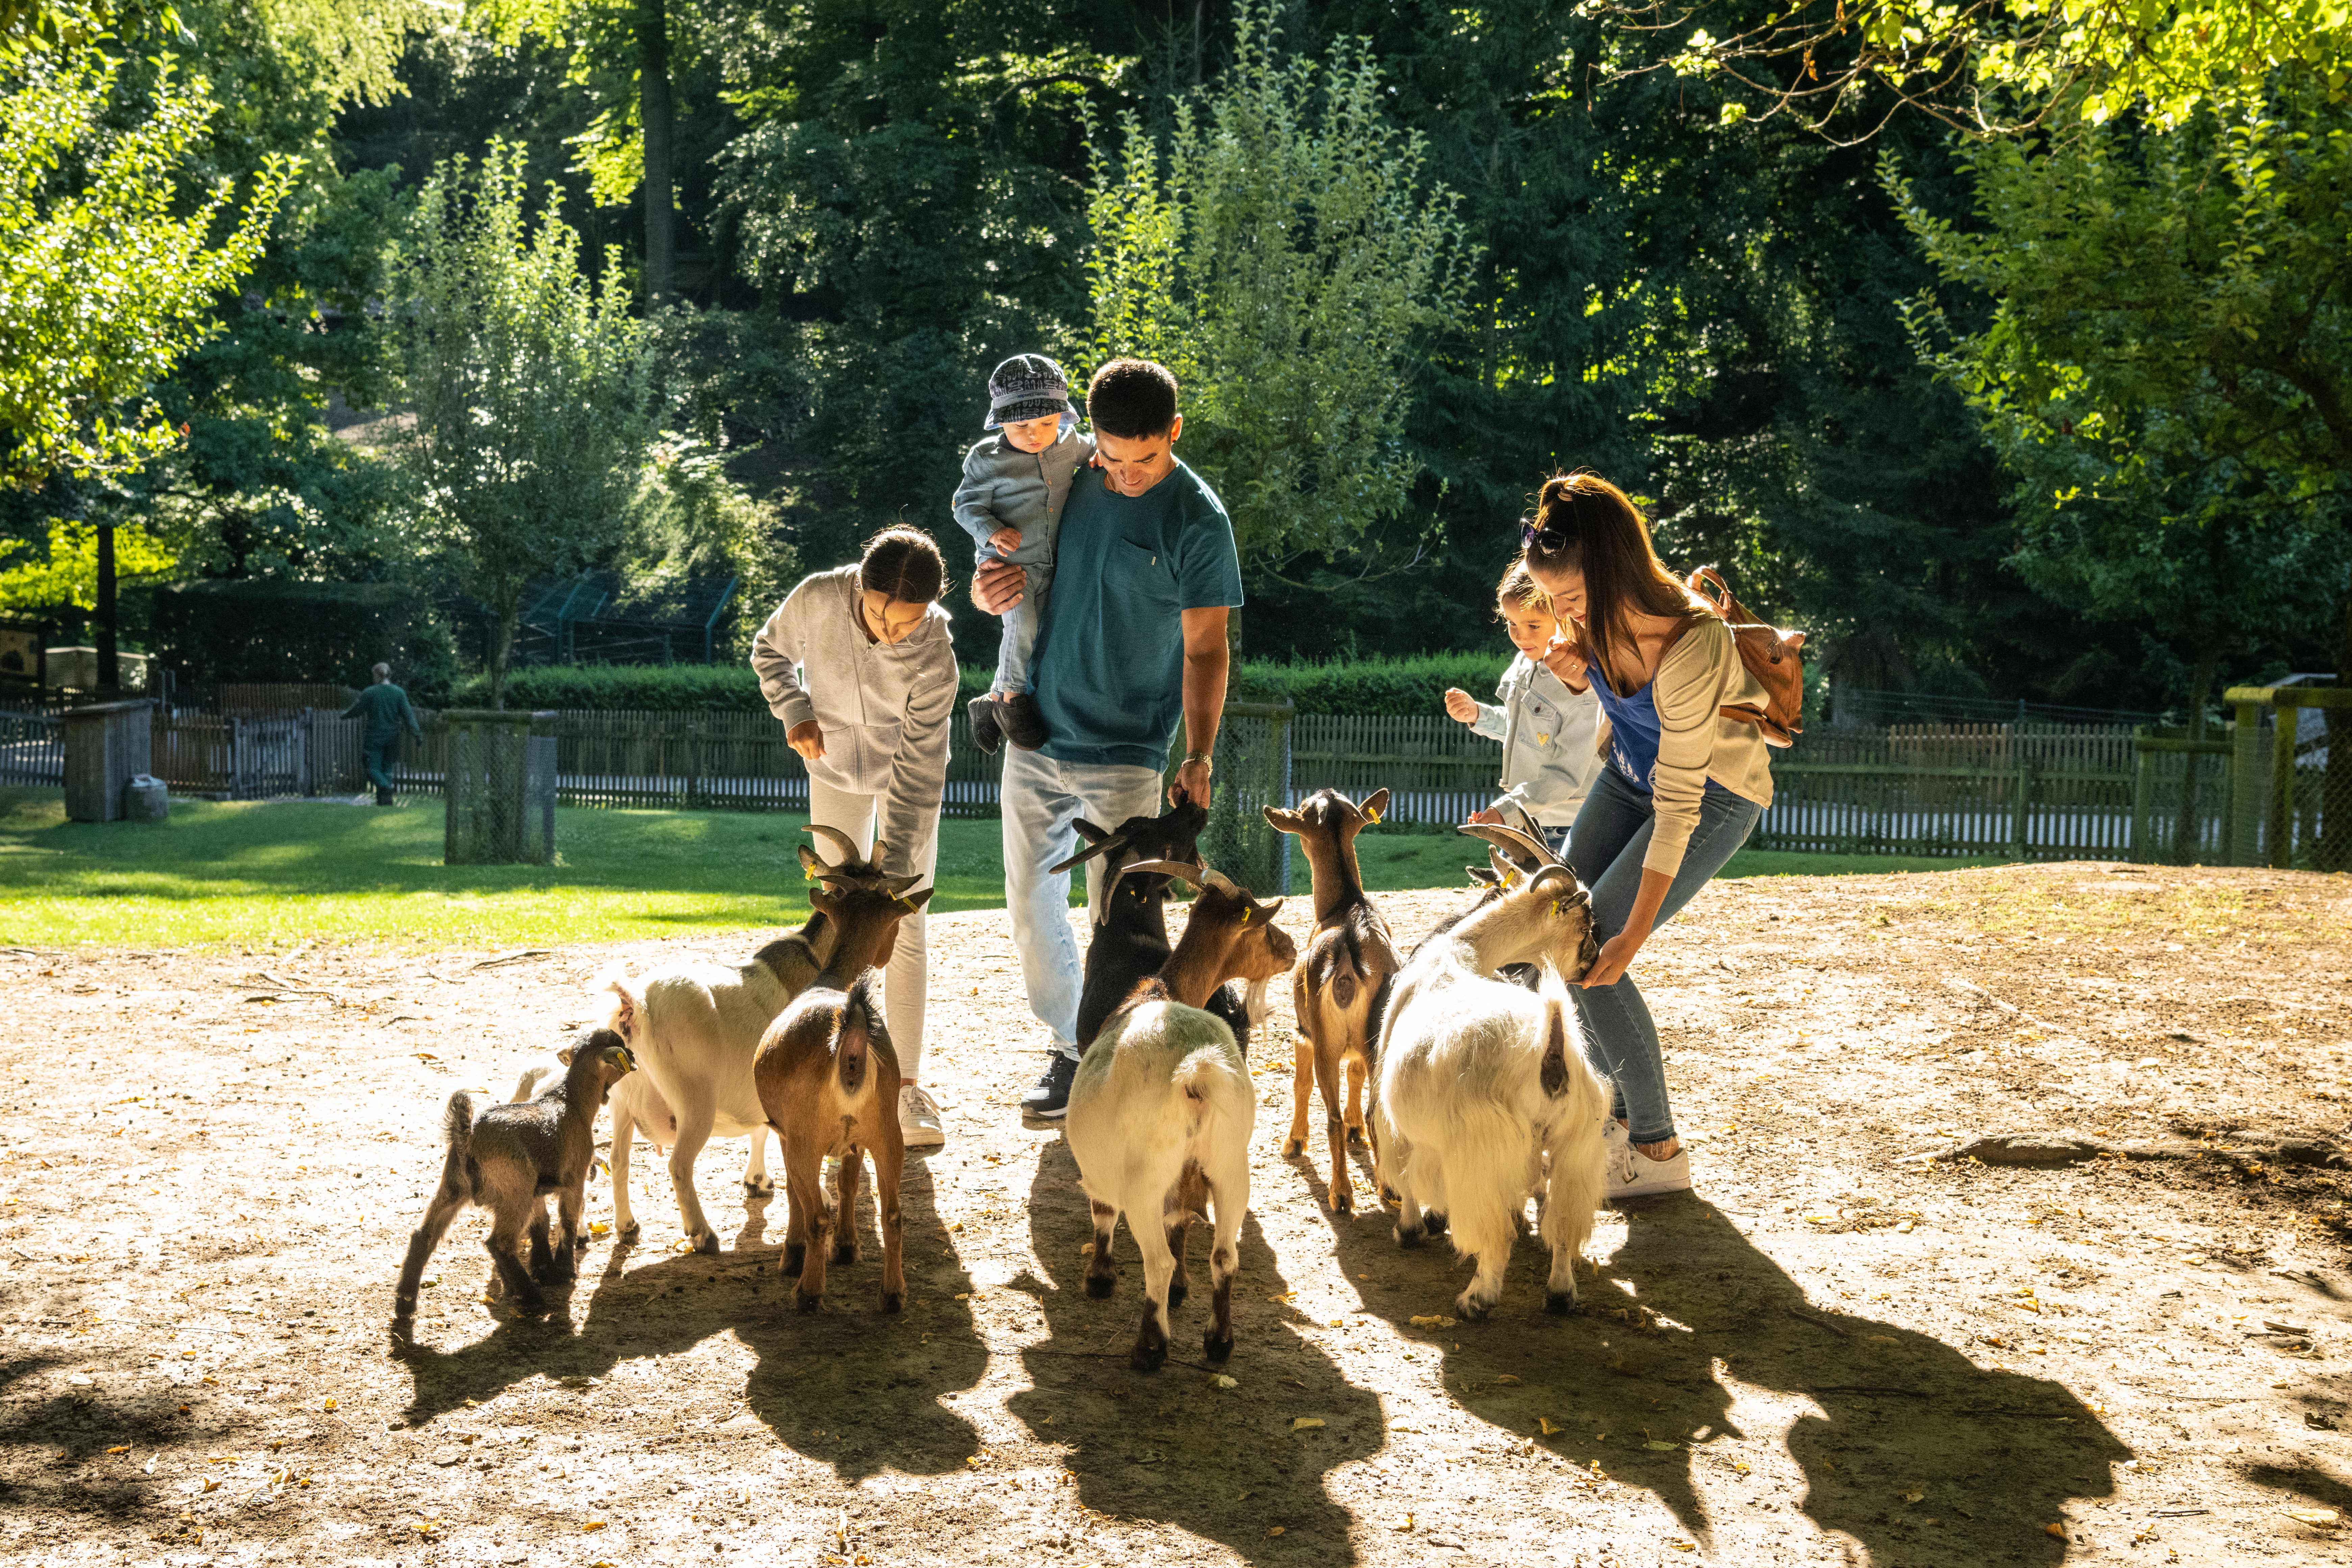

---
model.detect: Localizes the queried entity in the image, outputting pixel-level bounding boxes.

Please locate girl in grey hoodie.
[750,528,960,1149]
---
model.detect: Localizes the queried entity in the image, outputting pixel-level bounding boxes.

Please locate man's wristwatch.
[1181,752,1214,775]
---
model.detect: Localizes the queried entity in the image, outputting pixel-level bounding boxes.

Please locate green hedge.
[143,580,457,699]
[449,651,1512,717]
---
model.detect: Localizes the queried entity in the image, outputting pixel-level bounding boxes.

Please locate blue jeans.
[1567,766,1762,1146]
[999,748,1166,1057]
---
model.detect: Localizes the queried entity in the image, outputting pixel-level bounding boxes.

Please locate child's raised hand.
[1539,630,1588,688]
[987,526,1023,555]
[1443,687,1479,725]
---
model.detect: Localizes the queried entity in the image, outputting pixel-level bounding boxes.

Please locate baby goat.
[1066,863,1290,1370]
[1375,830,1609,1320]
[752,873,932,1313]
[394,1032,636,1331]
[1264,787,1404,1213]
[512,1045,769,1234]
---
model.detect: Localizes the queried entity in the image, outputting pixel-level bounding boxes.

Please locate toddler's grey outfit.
[1470,654,1606,850]
[951,420,1092,695]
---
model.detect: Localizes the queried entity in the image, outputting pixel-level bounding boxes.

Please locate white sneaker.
[899,1085,946,1150]
[1606,1140,1692,1203]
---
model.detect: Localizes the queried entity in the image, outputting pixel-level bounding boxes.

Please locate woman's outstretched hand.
[787,720,826,762]
[1579,926,1644,988]
[1442,687,1479,724]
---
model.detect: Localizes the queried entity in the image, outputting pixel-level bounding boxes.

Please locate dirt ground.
[5,861,2352,1568]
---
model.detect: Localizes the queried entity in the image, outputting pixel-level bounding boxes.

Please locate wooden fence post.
[2009,756,2031,858]
[2270,691,2302,870]
[2226,690,2270,866]
[2130,732,2154,863]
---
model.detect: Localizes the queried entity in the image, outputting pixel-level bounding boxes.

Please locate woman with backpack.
[1517,472,1779,1201]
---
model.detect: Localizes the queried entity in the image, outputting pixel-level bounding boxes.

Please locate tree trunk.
[2172,642,2219,863]
[95,522,118,691]
[489,594,518,712]
[1226,601,1243,660]
[639,0,676,306]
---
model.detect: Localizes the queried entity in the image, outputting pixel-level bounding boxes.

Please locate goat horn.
[1048,835,1128,875]
[802,824,866,868]
[1118,858,1202,887]
[1200,866,1242,899]
[1457,821,1559,869]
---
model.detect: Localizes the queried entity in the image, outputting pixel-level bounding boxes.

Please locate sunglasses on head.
[1521,518,1570,553]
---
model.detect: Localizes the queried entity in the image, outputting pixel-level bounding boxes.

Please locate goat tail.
[836,969,888,1098]
[1534,963,1585,1099]
[1172,1045,1253,1144]
[433,1091,477,1201]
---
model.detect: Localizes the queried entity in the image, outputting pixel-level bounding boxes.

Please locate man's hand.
[1170,757,1212,808]
[1443,687,1480,725]
[1465,806,1504,825]
[987,525,1023,555]
[787,720,826,762]
[971,557,1025,616]
[1540,630,1589,690]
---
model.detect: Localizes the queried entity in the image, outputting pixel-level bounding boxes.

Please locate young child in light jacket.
[951,353,1094,755]
[1443,559,1605,856]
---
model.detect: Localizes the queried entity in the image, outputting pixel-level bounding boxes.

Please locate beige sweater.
[1632,616,1775,878]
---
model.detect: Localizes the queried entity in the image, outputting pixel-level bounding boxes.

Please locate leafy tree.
[1083,0,1474,637]
[386,141,657,708]
[1898,77,2352,860]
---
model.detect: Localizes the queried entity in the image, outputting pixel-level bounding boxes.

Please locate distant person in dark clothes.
[343,663,421,806]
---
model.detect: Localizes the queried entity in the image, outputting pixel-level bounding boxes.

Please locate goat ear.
[556,1045,578,1065]
[796,844,822,881]
[1049,834,1124,875]
[602,975,639,1035]
[808,885,840,915]
[895,887,935,914]
[1361,787,1391,824]
[1262,805,1305,835]
[1467,864,1500,886]
[1072,818,1111,846]
[1254,897,1285,925]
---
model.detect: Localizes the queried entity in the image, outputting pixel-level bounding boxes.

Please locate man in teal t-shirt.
[969,358,1243,1118]
[342,662,422,806]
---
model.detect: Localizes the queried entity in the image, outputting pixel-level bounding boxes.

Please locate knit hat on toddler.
[984,353,1073,430]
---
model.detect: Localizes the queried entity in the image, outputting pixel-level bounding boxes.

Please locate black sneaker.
[1020,1052,1078,1118]
[967,696,1006,755]
[1000,692,1051,751]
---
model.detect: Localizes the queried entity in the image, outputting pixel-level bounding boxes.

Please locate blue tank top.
[1589,668,1663,795]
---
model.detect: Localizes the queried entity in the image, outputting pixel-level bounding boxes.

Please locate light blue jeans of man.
[1000,747,1167,1058]
[1566,766,1762,1147]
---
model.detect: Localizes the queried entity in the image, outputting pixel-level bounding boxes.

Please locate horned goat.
[393,1031,635,1332]
[1065,862,1290,1370]
[603,827,915,1253]
[1263,787,1404,1213]
[1375,823,1610,1320]
[751,873,932,1312]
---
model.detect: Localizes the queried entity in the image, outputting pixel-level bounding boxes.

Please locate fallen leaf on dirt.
[321,1398,337,1412]
[2044,1523,2066,1539]
[105,1445,128,1455]
[1267,1291,1295,1302]
[2283,1507,2342,1528]
[1644,1440,1680,1451]
[1493,1374,1522,1386]
[1267,1526,1286,1537]
[1538,1418,1564,1437]
[66,1374,91,1387]
[589,1222,610,1236]
[202,1478,219,1493]
[1213,1375,1238,1389]
[1409,1314,1456,1329]
[1292,1418,1325,1431]
[1903,1489,1925,1503]
[582,1519,607,1532]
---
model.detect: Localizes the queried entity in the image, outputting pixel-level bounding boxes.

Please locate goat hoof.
[1166,1282,1188,1314]
[1454,1293,1493,1322]
[832,1242,860,1266]
[1280,1138,1305,1158]
[691,1232,719,1256]
[782,1243,806,1277]
[1424,1210,1450,1238]
[1346,1124,1367,1147]
[1203,1331,1234,1365]
[1130,1340,1168,1373]
[795,1290,822,1313]
[1084,1273,1115,1300]
[1394,1224,1424,1249]
[1328,1188,1354,1216]
[1545,1290,1581,1317]
[881,1291,904,1315]
[744,1176,774,1195]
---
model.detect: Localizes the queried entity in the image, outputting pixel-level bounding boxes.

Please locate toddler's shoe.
[967,696,1007,754]
[999,692,1051,751]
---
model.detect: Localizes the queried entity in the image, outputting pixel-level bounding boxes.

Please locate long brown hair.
[1521,472,1701,691]
[859,526,947,605]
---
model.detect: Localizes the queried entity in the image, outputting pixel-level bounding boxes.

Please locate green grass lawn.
[0,787,2011,949]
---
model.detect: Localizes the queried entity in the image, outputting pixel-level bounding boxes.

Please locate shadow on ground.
[1334,1197,2127,1566]
[392,1157,986,1479]
[1007,1136,1381,1568]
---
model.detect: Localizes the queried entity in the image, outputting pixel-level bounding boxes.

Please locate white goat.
[1064,866,1276,1371]
[512,1045,769,1233]
[601,827,918,1253]
[1376,825,1610,1320]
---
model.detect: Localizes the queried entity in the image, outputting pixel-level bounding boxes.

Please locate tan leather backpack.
[1686,565,1806,747]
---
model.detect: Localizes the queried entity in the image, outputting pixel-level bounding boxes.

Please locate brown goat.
[393,1033,635,1332]
[1263,787,1404,1213]
[751,876,933,1313]
[1087,860,1296,1325]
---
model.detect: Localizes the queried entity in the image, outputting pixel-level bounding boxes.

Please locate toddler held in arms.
[953,353,1095,754]
[1443,559,1605,858]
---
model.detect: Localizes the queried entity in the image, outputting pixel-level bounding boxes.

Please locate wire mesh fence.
[1181,701,1293,895]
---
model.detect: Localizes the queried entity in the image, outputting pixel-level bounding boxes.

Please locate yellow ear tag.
[803,864,816,882]
[1366,806,1383,824]
[1501,869,1519,890]
[897,896,917,912]
[1240,907,1251,925]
